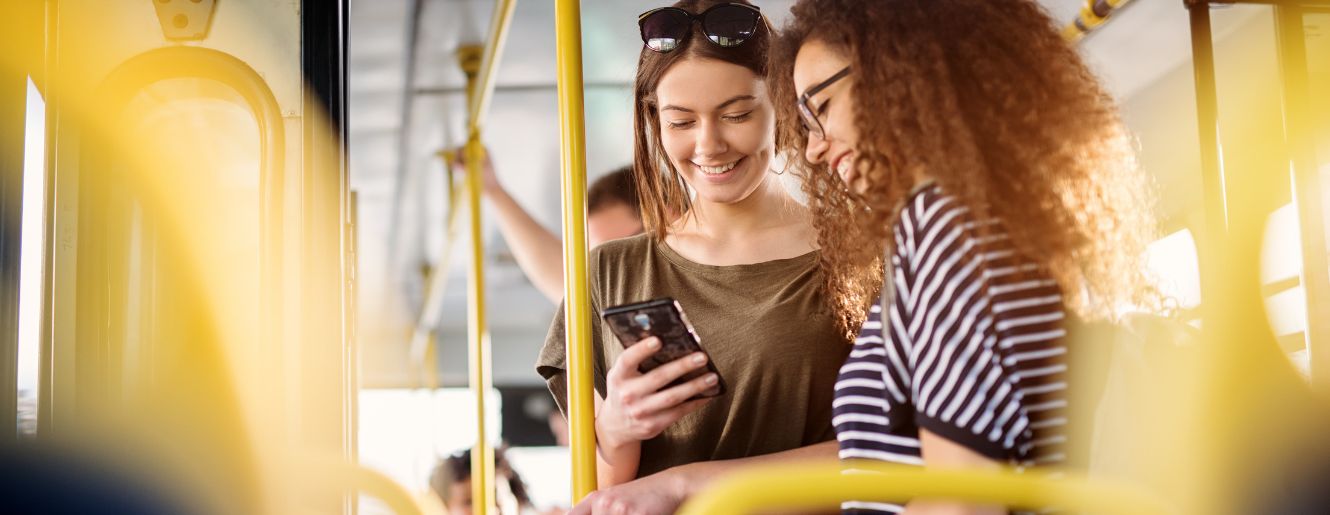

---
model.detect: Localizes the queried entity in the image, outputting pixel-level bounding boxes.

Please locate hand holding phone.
[602,298,726,398]
[592,298,725,448]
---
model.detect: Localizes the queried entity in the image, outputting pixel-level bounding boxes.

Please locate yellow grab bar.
[454,0,518,505]
[469,0,517,130]
[407,150,463,371]
[677,462,1167,515]
[464,136,496,515]
[554,0,598,502]
[1062,0,1134,42]
[459,39,498,515]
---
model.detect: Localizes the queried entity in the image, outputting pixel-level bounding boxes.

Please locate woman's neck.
[665,176,817,265]
[686,178,796,239]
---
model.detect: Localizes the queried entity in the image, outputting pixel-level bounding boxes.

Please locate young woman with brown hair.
[537,1,847,513]
[769,0,1158,513]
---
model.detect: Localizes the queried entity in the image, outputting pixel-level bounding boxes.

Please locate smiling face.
[792,38,863,194]
[654,57,776,207]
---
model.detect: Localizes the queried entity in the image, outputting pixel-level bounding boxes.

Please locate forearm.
[589,392,641,488]
[903,429,1004,515]
[485,187,566,302]
[594,418,642,488]
[669,440,839,497]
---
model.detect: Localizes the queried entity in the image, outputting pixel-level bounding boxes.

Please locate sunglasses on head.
[638,3,763,53]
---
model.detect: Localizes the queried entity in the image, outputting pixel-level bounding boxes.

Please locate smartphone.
[601,298,726,399]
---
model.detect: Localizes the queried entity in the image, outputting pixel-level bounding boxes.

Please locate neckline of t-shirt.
[651,237,819,275]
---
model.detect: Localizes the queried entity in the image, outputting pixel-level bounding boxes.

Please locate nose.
[804,130,829,165]
[694,119,728,158]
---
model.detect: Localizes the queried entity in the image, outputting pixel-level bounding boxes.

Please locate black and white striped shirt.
[834,185,1069,514]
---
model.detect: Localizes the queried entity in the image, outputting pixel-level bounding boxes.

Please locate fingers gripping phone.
[601,298,726,399]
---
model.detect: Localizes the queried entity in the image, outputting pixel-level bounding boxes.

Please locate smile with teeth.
[836,156,853,178]
[696,160,739,175]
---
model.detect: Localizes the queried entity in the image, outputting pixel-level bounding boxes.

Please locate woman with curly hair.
[769,0,1158,513]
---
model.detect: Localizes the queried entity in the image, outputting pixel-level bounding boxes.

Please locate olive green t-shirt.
[535,234,849,478]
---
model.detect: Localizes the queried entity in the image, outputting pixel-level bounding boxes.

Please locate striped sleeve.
[895,187,1067,462]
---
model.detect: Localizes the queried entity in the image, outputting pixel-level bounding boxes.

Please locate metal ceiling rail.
[413,80,632,96]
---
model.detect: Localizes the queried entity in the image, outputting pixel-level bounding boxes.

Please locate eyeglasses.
[638,3,763,53]
[798,66,851,140]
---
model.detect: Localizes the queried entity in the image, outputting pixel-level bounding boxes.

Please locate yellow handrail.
[411,0,515,365]
[348,464,425,515]
[298,455,427,515]
[407,150,463,370]
[554,0,598,502]
[464,136,496,515]
[1062,0,1134,42]
[469,0,518,130]
[677,463,1167,515]
[451,0,518,511]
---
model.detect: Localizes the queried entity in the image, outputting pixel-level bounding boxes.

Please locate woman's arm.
[590,337,717,488]
[669,440,839,494]
[457,150,566,302]
[593,393,641,487]
[901,430,1005,515]
[571,440,839,515]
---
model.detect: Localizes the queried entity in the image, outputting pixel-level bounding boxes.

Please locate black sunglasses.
[638,3,763,53]
[798,66,851,140]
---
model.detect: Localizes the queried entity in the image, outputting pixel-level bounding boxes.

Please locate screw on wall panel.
[151,0,217,42]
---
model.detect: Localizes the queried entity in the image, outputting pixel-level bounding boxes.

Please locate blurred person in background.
[454,151,644,303]
[429,447,562,515]
[452,151,644,450]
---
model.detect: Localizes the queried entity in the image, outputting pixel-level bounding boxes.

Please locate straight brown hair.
[631,0,771,239]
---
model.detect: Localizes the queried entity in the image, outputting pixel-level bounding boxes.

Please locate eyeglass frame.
[637,3,764,53]
[798,66,851,140]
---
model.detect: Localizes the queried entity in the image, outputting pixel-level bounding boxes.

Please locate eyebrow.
[660,94,758,113]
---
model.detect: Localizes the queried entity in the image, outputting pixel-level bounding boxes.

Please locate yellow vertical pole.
[554,0,598,501]
[459,45,496,515]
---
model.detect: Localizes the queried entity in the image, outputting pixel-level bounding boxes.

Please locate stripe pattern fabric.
[834,185,1069,514]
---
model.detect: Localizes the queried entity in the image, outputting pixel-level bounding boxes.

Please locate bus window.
[16,77,46,438]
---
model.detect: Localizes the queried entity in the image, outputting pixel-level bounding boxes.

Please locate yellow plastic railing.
[457,2,517,513]
[1062,0,1134,42]
[554,0,599,503]
[677,463,1167,515]
[298,455,427,515]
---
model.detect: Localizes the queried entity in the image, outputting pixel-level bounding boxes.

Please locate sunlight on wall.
[1145,228,1201,310]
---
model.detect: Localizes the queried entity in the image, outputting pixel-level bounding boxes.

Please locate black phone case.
[601,298,726,399]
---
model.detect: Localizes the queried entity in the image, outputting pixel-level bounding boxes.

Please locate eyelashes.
[664,111,755,130]
[723,111,754,123]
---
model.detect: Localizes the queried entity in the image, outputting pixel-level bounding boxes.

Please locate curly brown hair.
[769,0,1158,338]
[632,0,771,239]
